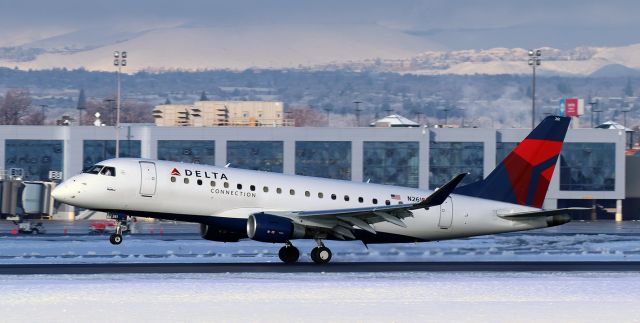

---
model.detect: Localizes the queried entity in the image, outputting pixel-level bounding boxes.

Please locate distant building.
[370,114,419,127]
[152,101,292,127]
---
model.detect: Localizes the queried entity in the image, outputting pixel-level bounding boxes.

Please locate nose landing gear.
[107,213,128,245]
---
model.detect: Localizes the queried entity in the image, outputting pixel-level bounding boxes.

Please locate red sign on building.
[565,98,578,116]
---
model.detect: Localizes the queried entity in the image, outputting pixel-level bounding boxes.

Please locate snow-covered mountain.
[1,22,640,76]
[323,45,640,76]
[0,24,441,71]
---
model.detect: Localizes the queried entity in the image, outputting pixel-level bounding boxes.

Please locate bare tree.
[22,110,45,125]
[0,89,32,125]
[81,98,154,125]
[288,106,327,127]
[82,99,114,126]
[121,101,154,123]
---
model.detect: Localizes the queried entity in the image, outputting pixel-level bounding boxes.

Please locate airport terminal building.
[0,124,627,219]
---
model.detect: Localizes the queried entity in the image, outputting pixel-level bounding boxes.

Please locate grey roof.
[596,121,633,132]
[370,114,419,127]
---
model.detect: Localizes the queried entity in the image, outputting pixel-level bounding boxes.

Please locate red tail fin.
[455,116,571,208]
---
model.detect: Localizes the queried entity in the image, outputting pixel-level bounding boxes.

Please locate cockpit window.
[84,165,104,174]
[100,166,116,177]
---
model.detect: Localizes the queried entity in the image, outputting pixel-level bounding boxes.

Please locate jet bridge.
[0,168,58,220]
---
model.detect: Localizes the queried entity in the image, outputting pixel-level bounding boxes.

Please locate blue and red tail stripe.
[455,116,571,208]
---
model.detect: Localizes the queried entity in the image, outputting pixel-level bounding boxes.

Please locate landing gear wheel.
[109,233,123,245]
[310,246,332,264]
[278,245,300,263]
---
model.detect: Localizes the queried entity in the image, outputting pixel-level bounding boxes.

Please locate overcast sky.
[1,0,639,50]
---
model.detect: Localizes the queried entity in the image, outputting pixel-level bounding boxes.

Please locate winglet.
[411,173,467,210]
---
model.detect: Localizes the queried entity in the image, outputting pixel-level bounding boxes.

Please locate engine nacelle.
[247,213,306,243]
[200,223,243,242]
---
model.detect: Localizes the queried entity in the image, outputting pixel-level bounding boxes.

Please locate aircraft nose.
[52,182,70,202]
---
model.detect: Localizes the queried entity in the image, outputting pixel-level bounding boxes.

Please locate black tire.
[109,233,123,245]
[278,245,300,263]
[311,246,332,264]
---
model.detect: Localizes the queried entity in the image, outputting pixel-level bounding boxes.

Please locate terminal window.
[363,141,419,188]
[560,143,615,191]
[157,140,215,165]
[429,141,484,189]
[83,140,141,170]
[5,140,64,181]
[227,141,283,173]
[295,141,351,180]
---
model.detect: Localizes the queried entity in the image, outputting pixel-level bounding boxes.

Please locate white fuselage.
[53,158,549,242]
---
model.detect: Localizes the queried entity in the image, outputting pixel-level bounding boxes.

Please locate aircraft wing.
[267,173,467,240]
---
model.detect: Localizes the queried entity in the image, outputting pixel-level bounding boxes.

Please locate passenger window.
[290,189,295,195]
[385,200,391,205]
[372,198,378,204]
[331,194,337,200]
[344,195,349,201]
[197,179,203,185]
[263,186,269,193]
[184,178,189,184]
[277,188,282,194]
[237,184,243,190]
[358,197,363,203]
[210,181,216,187]
[305,191,310,197]
[250,185,256,191]
[224,182,229,188]
[171,177,176,183]
[100,167,116,177]
[318,192,324,198]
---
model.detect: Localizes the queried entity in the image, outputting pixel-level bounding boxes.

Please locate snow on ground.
[1,272,640,323]
[2,232,640,264]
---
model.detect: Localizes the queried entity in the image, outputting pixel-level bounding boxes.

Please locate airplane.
[52,115,580,264]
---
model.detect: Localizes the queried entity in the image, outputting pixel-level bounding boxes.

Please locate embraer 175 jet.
[52,116,579,264]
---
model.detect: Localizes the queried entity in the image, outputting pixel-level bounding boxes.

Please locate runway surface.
[2,261,640,275]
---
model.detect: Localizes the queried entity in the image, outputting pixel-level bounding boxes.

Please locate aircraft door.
[438,196,453,229]
[139,161,157,197]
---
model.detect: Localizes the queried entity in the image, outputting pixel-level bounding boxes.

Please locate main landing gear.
[277,240,333,264]
[310,239,332,264]
[108,213,128,245]
[278,241,300,263]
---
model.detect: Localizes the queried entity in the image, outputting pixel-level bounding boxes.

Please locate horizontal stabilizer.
[497,207,590,219]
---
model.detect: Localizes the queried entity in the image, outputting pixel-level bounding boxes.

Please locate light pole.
[415,111,424,126]
[589,99,599,128]
[353,100,362,127]
[622,104,633,127]
[441,106,450,125]
[39,104,47,125]
[323,106,332,127]
[594,108,603,127]
[528,49,541,128]
[113,51,127,158]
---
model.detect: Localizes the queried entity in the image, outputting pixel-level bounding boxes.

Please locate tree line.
[0,88,154,125]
